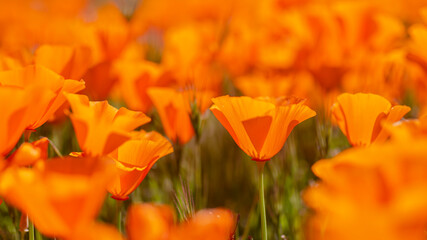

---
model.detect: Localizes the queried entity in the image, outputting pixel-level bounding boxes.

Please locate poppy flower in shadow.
[107,130,173,200]
[66,93,151,156]
[331,93,410,147]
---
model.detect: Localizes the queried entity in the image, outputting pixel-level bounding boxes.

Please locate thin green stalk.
[257,162,267,240]
[116,200,122,233]
[194,140,202,209]
[29,222,35,240]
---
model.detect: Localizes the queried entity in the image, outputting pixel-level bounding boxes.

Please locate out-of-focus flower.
[0,86,30,156]
[126,203,174,240]
[34,44,92,80]
[69,222,125,240]
[210,95,316,161]
[304,137,427,240]
[341,50,407,101]
[126,203,236,240]
[0,49,31,71]
[234,71,315,102]
[107,131,173,200]
[331,93,410,147]
[0,156,116,239]
[81,3,132,100]
[162,22,221,79]
[148,87,212,144]
[115,60,170,112]
[130,0,234,35]
[0,65,85,130]
[7,137,49,167]
[66,93,150,156]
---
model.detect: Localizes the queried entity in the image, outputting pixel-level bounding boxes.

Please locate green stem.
[29,222,34,240]
[195,140,202,209]
[257,162,267,240]
[116,200,122,233]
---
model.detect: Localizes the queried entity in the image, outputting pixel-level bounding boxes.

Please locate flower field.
[1,0,427,239]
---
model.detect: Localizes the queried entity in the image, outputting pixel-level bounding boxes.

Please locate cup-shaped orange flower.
[210,95,316,161]
[126,203,236,240]
[211,95,315,239]
[0,86,30,156]
[0,64,85,130]
[0,156,116,239]
[107,131,173,200]
[66,93,151,156]
[331,93,410,147]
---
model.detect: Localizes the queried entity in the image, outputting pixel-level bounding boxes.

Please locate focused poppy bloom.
[107,130,173,200]
[210,95,316,161]
[66,93,151,156]
[211,95,315,240]
[0,156,116,239]
[331,93,410,147]
[0,86,30,156]
[304,137,427,240]
[147,87,197,144]
[126,203,236,240]
[7,137,49,167]
[0,64,85,130]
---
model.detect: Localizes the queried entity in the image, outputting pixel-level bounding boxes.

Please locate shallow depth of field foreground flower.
[0,0,427,240]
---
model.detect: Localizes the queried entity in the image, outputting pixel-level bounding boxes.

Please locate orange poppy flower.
[0,86,30,156]
[210,95,316,161]
[172,208,236,240]
[126,203,174,240]
[34,44,92,80]
[0,156,116,239]
[107,131,173,200]
[65,93,151,156]
[0,49,31,71]
[0,64,85,130]
[69,222,125,240]
[78,4,131,101]
[7,137,49,167]
[304,137,427,240]
[331,93,410,147]
[115,60,170,112]
[126,203,236,240]
[234,72,315,100]
[147,87,195,144]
